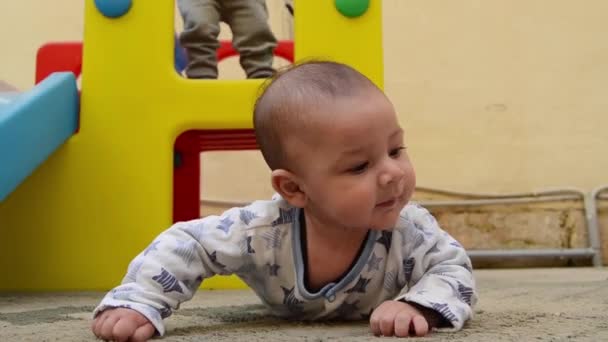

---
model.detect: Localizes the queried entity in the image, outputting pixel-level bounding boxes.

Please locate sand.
[1,268,607,341]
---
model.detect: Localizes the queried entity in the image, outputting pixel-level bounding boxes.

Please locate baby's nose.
[379,164,406,186]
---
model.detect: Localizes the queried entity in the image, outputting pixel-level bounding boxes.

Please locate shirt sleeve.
[93,207,247,336]
[394,205,478,331]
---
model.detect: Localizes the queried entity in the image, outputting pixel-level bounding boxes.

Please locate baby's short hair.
[253,61,379,170]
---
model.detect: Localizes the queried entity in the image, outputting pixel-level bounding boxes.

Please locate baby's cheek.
[403,168,416,198]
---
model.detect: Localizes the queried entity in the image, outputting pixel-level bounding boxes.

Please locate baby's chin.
[371,204,407,230]
[368,225,396,232]
[368,215,403,231]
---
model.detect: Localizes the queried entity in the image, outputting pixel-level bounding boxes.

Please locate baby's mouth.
[376,198,397,207]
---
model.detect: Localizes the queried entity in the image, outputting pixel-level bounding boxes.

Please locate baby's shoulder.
[212,197,298,234]
[395,203,437,229]
[390,203,444,242]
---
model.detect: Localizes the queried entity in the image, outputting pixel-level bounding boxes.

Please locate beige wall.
[205,0,608,205]
[384,0,608,195]
[2,1,608,205]
[0,1,85,90]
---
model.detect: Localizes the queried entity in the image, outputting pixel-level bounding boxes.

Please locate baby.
[92,61,477,341]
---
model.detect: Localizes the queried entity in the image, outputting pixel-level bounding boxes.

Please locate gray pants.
[177,0,277,79]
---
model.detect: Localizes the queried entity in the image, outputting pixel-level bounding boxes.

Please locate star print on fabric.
[430,302,458,323]
[460,262,473,273]
[239,209,258,225]
[383,271,397,291]
[440,278,475,306]
[261,226,286,249]
[346,276,371,294]
[173,239,198,267]
[143,240,160,256]
[403,257,416,284]
[335,300,360,317]
[237,235,256,255]
[246,236,255,254]
[152,268,183,294]
[449,240,463,248]
[125,257,144,282]
[457,282,475,306]
[412,231,425,250]
[414,221,434,238]
[281,286,304,314]
[204,250,226,269]
[159,304,172,319]
[366,251,383,272]
[376,231,392,252]
[271,207,296,227]
[425,244,441,255]
[266,263,281,276]
[217,216,235,234]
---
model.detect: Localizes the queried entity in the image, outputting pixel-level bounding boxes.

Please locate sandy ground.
[1,268,607,341]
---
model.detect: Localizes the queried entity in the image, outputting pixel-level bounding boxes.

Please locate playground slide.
[0,72,78,202]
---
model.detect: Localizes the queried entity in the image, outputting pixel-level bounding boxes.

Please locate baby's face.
[293,89,416,231]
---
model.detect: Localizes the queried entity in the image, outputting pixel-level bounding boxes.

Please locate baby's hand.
[369,300,430,337]
[91,307,155,342]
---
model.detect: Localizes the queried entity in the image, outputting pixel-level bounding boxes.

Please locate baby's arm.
[395,206,478,331]
[371,206,477,337]
[92,210,242,340]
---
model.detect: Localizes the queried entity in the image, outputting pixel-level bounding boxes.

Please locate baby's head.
[254,61,416,230]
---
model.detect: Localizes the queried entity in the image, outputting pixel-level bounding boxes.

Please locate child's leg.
[223,0,277,79]
[177,0,221,79]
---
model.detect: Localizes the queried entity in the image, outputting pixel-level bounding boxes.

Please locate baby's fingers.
[99,313,121,340]
[129,322,155,342]
[393,310,413,337]
[92,312,108,338]
[369,313,380,336]
[370,305,400,336]
[411,315,430,337]
[112,316,140,342]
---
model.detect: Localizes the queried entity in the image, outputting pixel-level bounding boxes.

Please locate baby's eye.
[348,162,369,174]
[389,146,406,158]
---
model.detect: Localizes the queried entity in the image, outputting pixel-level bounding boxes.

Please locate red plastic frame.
[217,40,294,64]
[35,40,294,84]
[173,130,259,222]
[36,42,83,84]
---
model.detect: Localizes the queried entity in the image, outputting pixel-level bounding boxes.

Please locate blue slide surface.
[0,72,79,202]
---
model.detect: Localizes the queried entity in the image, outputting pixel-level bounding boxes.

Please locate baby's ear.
[270,169,306,208]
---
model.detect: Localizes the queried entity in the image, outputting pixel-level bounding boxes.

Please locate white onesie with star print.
[94,197,477,335]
